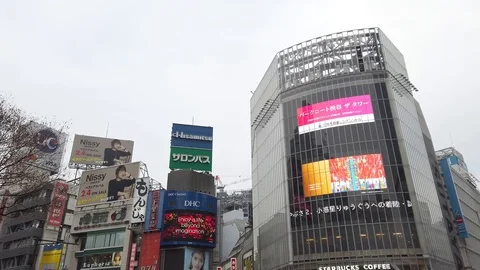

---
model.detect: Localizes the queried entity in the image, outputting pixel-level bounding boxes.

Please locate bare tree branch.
[0,94,69,217]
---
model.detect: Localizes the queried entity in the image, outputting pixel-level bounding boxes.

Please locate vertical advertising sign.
[169,123,213,172]
[138,232,161,270]
[231,258,237,270]
[440,158,469,238]
[144,190,161,231]
[129,243,137,270]
[131,177,149,224]
[39,244,63,270]
[47,181,69,228]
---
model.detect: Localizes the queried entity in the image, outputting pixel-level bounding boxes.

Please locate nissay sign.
[171,123,213,151]
[163,191,217,213]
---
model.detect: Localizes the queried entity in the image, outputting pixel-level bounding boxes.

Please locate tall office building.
[250,28,455,270]
[436,147,480,269]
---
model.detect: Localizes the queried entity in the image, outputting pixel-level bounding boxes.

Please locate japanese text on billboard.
[77,162,141,206]
[302,154,387,198]
[47,181,69,228]
[70,134,134,167]
[131,177,149,223]
[297,95,375,135]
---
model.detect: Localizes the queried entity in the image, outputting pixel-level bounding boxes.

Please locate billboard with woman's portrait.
[184,248,210,270]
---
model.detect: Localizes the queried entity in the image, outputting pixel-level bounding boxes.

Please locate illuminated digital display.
[302,154,387,197]
[297,95,375,134]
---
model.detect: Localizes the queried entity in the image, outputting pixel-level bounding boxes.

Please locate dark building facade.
[250,28,455,270]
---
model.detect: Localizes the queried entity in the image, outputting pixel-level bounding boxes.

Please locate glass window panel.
[85,236,95,249]
[115,231,125,246]
[94,234,106,248]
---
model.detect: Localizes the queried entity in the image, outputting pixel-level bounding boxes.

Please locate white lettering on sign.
[231,258,237,270]
[184,200,200,207]
[172,131,213,141]
[319,264,391,270]
[172,154,211,164]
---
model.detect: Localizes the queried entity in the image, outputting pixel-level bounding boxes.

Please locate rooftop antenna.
[192,116,195,125]
[106,122,109,138]
[449,132,455,149]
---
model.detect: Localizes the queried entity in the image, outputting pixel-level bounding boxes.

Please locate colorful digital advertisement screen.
[162,211,216,248]
[297,95,375,134]
[302,154,387,198]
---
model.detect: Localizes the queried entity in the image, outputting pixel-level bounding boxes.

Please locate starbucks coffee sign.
[319,264,392,270]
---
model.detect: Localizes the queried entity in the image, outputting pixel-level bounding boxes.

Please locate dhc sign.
[170,123,213,151]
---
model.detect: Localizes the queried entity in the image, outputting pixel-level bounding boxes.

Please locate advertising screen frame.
[162,210,216,247]
[77,162,142,206]
[296,94,375,135]
[302,153,387,198]
[162,190,217,247]
[69,134,134,167]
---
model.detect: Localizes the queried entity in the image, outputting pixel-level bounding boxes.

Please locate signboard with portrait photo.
[77,162,141,206]
[184,248,210,270]
[69,134,134,167]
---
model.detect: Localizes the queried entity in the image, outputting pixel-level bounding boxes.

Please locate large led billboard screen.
[171,123,213,150]
[169,147,212,172]
[297,95,375,135]
[69,134,134,167]
[302,154,387,198]
[162,191,217,247]
[77,162,141,206]
[163,211,216,247]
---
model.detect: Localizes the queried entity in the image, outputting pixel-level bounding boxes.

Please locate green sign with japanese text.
[169,147,212,172]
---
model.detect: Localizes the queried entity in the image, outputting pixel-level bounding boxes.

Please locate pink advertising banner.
[296,95,375,134]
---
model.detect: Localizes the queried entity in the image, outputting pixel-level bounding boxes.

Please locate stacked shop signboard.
[140,123,217,270]
[69,134,149,270]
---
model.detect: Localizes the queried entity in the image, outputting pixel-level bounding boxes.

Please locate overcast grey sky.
[1,0,478,189]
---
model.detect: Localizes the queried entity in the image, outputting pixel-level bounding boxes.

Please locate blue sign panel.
[163,190,217,213]
[440,158,469,238]
[171,123,213,150]
[161,190,218,248]
[144,190,165,231]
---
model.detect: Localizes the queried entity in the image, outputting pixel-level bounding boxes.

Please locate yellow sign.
[40,244,63,270]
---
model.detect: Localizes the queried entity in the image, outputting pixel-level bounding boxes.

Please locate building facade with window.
[250,28,455,270]
[0,180,76,270]
[436,147,480,269]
